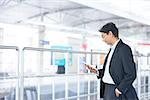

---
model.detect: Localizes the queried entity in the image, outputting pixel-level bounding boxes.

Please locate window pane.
[68,82,77,97]
[90,81,97,93]
[40,85,52,100]
[90,94,97,100]
[79,81,88,95]
[79,96,88,100]
[55,83,65,99]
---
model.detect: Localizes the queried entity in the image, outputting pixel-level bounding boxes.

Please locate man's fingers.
[115,91,120,97]
[84,65,97,73]
[91,68,97,73]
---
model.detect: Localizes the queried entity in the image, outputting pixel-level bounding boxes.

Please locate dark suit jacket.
[98,39,138,99]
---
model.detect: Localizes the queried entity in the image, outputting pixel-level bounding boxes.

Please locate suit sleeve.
[117,45,137,94]
[97,69,104,79]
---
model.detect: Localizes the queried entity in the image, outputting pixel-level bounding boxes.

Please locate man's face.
[101,32,112,45]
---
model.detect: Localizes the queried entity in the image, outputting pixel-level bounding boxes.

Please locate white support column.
[20,50,24,100]
[87,80,90,100]
[97,80,100,100]
[137,56,141,99]
[16,49,20,100]
[65,53,68,75]
[149,69,150,100]
[52,80,55,100]
[37,25,46,100]
[0,28,4,69]
[77,77,80,100]
[38,25,46,74]
[65,78,68,100]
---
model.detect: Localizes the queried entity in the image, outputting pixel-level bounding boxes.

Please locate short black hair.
[99,22,119,38]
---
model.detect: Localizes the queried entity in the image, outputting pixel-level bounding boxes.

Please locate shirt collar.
[111,39,120,50]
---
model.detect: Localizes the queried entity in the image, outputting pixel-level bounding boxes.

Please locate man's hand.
[115,88,122,97]
[84,64,97,74]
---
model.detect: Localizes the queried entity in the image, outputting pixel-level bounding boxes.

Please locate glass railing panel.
[90,81,97,93]
[68,82,77,97]
[79,96,88,100]
[0,46,19,100]
[90,94,97,100]
[40,85,52,100]
[68,98,77,100]
[54,83,65,99]
[79,81,88,95]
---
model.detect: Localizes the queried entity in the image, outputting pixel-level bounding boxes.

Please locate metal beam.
[119,24,150,30]
[72,17,124,27]
[0,0,11,6]
[16,5,91,23]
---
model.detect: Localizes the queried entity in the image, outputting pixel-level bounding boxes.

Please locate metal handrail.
[22,73,96,78]
[23,47,106,54]
[0,45,18,50]
[0,76,18,80]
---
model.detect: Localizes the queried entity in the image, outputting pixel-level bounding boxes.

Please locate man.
[85,22,139,100]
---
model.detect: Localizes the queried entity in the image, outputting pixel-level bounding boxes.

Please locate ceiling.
[0,0,150,42]
[70,0,150,25]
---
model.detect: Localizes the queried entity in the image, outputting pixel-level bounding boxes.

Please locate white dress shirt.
[102,39,120,84]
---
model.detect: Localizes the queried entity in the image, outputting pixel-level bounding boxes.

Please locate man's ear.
[109,31,113,36]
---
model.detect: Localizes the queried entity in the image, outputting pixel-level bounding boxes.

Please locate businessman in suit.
[85,22,139,100]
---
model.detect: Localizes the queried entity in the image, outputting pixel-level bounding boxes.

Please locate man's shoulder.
[117,41,132,54]
[118,40,131,49]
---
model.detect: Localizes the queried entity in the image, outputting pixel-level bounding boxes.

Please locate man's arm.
[97,69,104,79]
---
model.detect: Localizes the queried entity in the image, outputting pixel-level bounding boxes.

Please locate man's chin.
[107,43,112,45]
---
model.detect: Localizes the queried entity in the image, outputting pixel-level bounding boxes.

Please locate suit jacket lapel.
[103,39,123,70]
[109,39,123,67]
[103,48,111,71]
